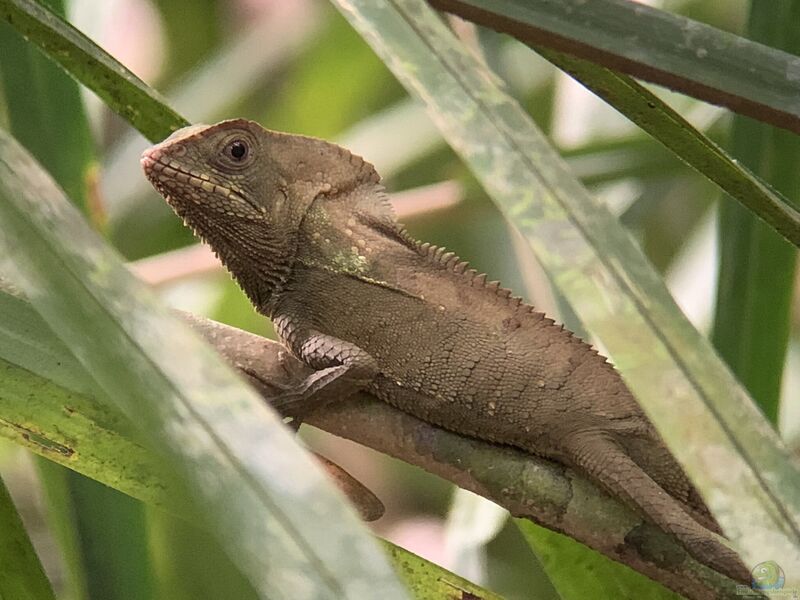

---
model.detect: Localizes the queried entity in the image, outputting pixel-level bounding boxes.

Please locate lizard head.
[141,119,383,310]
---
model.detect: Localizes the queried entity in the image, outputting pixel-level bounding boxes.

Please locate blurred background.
[1,0,797,598]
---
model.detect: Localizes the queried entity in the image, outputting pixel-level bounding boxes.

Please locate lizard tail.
[565,433,749,584]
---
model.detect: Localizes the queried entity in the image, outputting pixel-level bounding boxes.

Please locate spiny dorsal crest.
[411,238,615,364]
[415,240,528,310]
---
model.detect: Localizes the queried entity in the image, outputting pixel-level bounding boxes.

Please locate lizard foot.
[237,365,305,429]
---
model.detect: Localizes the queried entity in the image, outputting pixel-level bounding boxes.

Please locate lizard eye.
[226,139,249,161]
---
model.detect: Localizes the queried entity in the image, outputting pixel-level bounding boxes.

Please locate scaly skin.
[142,119,748,583]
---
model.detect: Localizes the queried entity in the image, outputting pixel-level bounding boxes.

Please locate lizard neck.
[219,239,293,316]
[292,186,417,286]
[178,205,295,315]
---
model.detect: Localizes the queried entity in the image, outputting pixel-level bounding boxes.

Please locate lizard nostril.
[140,154,155,172]
[140,149,165,177]
[141,146,160,160]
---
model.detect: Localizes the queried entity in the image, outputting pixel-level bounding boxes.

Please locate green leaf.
[147,508,260,600]
[35,458,156,600]
[331,0,800,575]
[0,4,155,596]
[0,128,407,600]
[0,474,57,600]
[533,48,800,249]
[34,461,90,600]
[383,540,505,600]
[0,0,94,213]
[427,0,800,135]
[54,471,154,600]
[0,283,741,597]
[712,0,800,424]
[0,354,506,600]
[0,0,795,585]
[0,0,187,141]
[517,521,680,600]
[0,354,177,510]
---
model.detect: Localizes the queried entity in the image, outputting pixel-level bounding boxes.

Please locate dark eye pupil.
[229,140,247,160]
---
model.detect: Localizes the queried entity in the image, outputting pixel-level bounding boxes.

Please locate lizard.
[141,118,748,583]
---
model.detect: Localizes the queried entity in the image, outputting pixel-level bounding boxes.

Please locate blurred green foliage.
[712,0,800,424]
[0,0,797,598]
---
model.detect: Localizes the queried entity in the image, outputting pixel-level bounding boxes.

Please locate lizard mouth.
[140,148,259,213]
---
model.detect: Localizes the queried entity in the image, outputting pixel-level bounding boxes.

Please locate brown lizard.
[141,118,748,583]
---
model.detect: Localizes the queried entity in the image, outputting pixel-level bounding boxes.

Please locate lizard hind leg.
[621,434,723,536]
[564,432,749,583]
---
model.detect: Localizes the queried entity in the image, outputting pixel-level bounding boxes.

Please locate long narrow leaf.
[0,0,93,213]
[332,0,800,575]
[1,0,797,584]
[0,128,407,600]
[518,521,679,600]
[0,285,743,597]
[8,0,781,264]
[33,462,90,600]
[0,4,157,595]
[712,0,800,424]
[428,0,800,135]
[384,540,505,600]
[0,474,56,600]
[0,355,177,509]
[0,359,503,600]
[0,0,186,141]
[534,48,800,249]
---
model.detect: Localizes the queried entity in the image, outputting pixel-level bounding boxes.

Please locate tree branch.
[0,277,745,599]
[185,314,746,600]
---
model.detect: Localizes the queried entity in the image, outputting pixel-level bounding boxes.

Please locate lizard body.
[142,119,747,582]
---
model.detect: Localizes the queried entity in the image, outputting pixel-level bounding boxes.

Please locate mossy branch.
[0,280,745,600]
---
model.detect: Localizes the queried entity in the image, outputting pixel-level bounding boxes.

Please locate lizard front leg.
[253,314,379,425]
[238,345,385,520]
